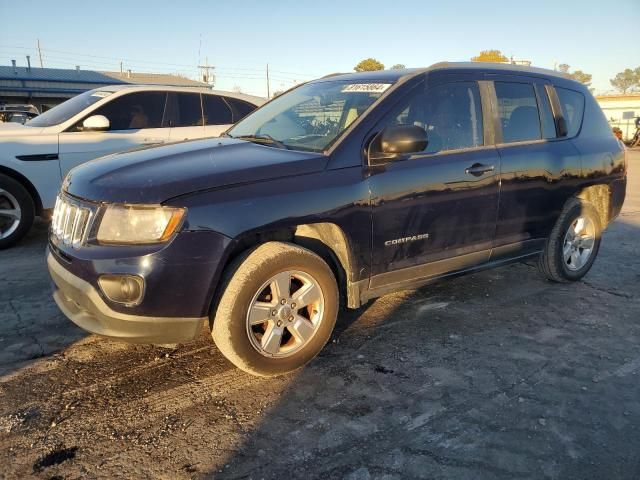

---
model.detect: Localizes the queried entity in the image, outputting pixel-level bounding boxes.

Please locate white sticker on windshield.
[91,91,111,98]
[341,83,391,93]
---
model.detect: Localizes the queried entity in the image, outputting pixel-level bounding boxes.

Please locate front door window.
[385,82,484,153]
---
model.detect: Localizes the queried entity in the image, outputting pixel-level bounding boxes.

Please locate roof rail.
[321,72,347,79]
[427,61,450,69]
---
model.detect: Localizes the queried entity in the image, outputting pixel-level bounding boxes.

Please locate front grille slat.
[51,195,95,249]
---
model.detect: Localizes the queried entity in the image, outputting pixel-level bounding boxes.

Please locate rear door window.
[555,87,585,137]
[164,92,203,127]
[89,91,167,131]
[202,94,233,125]
[225,98,257,122]
[494,82,542,143]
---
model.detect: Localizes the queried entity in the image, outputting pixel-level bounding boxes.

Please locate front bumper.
[48,252,206,344]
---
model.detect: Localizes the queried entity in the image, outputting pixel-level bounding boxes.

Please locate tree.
[390,64,406,70]
[557,64,592,87]
[470,50,508,63]
[610,68,640,94]
[354,58,385,72]
[569,70,592,87]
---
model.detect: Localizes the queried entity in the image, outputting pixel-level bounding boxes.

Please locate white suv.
[0,85,264,248]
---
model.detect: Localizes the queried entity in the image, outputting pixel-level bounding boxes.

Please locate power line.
[0,44,318,78]
[0,44,309,98]
[0,50,306,83]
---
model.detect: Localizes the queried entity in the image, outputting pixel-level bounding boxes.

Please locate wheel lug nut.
[289,315,294,322]
[280,299,286,305]
[272,310,277,316]
[277,321,282,327]
[291,303,296,308]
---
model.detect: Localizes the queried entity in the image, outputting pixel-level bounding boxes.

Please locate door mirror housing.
[82,115,110,132]
[368,124,428,164]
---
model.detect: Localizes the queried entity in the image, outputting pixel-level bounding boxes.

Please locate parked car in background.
[47,63,626,376]
[0,85,264,248]
[0,104,40,125]
[0,111,39,124]
[0,104,39,115]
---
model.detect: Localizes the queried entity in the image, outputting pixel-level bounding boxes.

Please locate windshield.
[227,80,393,152]
[26,90,113,127]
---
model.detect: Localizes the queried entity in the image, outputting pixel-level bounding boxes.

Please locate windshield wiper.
[233,134,289,150]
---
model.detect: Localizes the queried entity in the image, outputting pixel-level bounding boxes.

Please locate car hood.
[0,123,46,135]
[64,137,329,204]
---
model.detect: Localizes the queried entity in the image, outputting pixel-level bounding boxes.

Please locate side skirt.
[353,247,543,307]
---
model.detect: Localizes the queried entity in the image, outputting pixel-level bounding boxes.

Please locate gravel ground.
[1,150,639,479]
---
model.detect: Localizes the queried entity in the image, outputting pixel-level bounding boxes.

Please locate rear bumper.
[48,252,205,344]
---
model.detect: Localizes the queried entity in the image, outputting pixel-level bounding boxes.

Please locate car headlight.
[96,205,186,244]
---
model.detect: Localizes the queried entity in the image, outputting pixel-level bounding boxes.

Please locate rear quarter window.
[226,98,257,122]
[555,87,585,138]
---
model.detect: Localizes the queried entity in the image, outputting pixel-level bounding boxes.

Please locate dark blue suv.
[48,63,627,376]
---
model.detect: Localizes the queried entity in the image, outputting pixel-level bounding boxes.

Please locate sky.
[1,0,638,97]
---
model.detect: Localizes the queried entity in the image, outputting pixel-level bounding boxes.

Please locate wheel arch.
[207,222,361,320]
[0,165,44,215]
[575,184,610,228]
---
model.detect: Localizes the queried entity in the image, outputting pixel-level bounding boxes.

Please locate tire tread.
[211,241,338,376]
[537,197,601,282]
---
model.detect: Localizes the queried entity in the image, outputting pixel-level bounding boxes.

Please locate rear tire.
[0,174,35,250]
[211,241,339,376]
[537,198,601,282]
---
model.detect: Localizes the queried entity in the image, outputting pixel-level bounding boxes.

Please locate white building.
[596,93,640,141]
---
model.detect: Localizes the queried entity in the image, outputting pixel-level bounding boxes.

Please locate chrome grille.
[51,195,94,248]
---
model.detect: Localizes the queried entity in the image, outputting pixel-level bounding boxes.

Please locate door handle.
[141,139,165,146]
[465,163,495,177]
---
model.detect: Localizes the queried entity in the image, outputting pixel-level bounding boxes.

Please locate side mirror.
[368,124,428,164]
[82,115,110,132]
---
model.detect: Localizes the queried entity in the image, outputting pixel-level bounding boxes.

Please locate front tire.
[0,174,35,250]
[211,241,339,376]
[538,198,602,282]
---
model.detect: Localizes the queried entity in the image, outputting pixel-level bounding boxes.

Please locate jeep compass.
[48,63,626,376]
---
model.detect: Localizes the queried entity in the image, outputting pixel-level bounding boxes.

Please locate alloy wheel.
[563,216,596,271]
[0,188,21,240]
[246,270,325,358]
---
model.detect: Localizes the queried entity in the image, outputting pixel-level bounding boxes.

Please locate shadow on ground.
[1,155,639,478]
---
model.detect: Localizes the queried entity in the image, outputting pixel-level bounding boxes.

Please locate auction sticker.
[342,83,391,93]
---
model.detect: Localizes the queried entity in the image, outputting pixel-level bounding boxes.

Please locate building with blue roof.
[0,60,210,112]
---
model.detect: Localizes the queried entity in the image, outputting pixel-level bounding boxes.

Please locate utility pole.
[197,34,202,67]
[37,39,43,68]
[197,57,215,86]
[120,61,123,75]
[266,64,270,98]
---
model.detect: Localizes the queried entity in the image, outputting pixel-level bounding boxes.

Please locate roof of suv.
[93,84,266,105]
[315,62,574,84]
